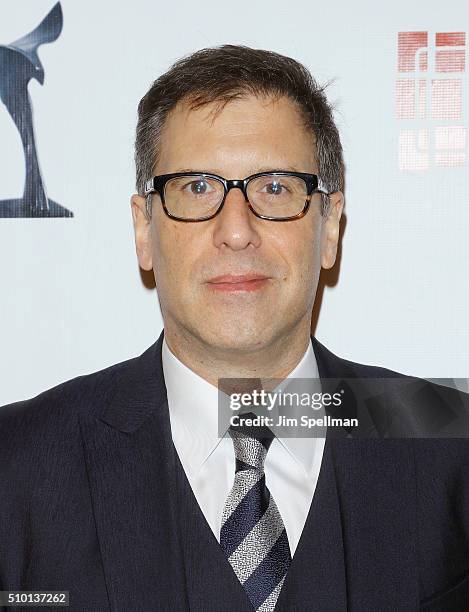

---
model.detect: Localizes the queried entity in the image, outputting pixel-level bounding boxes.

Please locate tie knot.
[228,414,274,471]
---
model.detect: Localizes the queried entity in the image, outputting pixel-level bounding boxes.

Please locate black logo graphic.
[0,2,73,218]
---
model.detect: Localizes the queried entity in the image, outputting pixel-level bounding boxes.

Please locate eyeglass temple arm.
[143,179,156,219]
[316,177,329,195]
[144,179,154,195]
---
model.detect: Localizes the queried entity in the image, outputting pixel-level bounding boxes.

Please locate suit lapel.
[274,337,351,610]
[79,331,253,611]
[312,337,419,610]
[79,334,188,611]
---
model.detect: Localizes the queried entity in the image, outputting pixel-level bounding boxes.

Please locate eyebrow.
[171,165,304,175]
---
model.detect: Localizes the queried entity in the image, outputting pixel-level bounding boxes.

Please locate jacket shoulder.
[312,336,408,379]
[0,352,142,437]
[313,337,469,437]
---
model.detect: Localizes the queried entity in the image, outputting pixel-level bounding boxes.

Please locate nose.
[212,186,262,251]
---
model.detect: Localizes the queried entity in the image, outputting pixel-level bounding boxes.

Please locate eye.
[262,180,290,196]
[182,179,214,196]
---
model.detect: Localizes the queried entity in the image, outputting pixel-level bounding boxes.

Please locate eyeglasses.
[143,171,329,222]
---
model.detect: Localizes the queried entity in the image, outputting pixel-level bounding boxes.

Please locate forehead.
[155,94,317,174]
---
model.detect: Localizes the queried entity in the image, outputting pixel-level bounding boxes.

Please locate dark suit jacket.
[1,332,468,611]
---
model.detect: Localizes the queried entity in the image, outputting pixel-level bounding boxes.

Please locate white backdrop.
[1,0,467,405]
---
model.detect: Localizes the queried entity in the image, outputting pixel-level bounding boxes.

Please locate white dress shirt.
[162,337,326,556]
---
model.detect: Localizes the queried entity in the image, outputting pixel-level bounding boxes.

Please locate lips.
[207,273,269,284]
[206,273,271,293]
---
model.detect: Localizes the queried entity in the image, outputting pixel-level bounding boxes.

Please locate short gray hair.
[135,44,344,215]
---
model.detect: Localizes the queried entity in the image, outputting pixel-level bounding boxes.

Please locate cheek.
[152,221,204,292]
[152,217,185,268]
[277,221,321,275]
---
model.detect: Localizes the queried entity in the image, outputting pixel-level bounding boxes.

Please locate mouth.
[205,273,271,293]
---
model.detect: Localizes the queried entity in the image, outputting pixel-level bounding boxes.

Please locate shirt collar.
[162,336,321,478]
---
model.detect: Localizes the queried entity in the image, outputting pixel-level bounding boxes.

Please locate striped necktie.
[220,418,292,611]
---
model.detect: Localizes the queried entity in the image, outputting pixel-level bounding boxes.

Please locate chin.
[200,325,273,352]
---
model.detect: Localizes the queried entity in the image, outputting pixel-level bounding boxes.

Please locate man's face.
[131,94,343,353]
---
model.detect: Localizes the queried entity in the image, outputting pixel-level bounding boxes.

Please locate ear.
[320,191,344,270]
[130,194,153,271]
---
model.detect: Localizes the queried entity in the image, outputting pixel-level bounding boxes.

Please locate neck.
[163,320,312,390]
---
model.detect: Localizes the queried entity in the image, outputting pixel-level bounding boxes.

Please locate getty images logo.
[396,31,466,171]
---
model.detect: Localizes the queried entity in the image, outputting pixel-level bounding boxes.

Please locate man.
[0,45,468,612]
